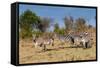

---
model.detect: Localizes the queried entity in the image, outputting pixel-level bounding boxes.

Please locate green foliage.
[19,10,52,39]
[54,23,65,35]
[58,28,65,35]
[20,28,32,39]
[19,9,39,28]
[54,23,60,33]
[19,9,40,39]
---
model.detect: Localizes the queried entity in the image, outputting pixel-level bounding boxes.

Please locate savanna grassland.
[19,32,96,64]
[19,8,96,64]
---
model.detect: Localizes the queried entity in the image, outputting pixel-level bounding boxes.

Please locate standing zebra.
[64,32,92,48]
[80,36,92,48]
[33,36,54,51]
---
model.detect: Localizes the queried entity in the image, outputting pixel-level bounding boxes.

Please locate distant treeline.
[19,9,95,39]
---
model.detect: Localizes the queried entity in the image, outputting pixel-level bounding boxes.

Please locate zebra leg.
[80,42,83,47]
[86,41,92,48]
[43,44,46,51]
[52,43,54,46]
[84,42,89,48]
[34,43,38,48]
[82,42,86,48]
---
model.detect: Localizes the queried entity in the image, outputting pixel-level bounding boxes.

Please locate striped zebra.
[60,32,92,48]
[33,36,54,51]
[64,32,92,48]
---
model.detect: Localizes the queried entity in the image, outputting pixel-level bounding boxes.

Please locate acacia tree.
[19,10,40,38]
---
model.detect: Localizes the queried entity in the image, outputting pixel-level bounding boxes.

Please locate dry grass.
[19,37,96,64]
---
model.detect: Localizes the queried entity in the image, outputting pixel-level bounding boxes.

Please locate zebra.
[56,34,91,48]
[80,36,92,48]
[33,36,54,51]
[48,32,92,49]
[64,32,92,48]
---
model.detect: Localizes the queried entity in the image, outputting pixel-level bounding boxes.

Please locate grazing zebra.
[33,36,54,51]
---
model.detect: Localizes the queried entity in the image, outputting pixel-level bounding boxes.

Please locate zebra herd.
[33,32,93,51]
